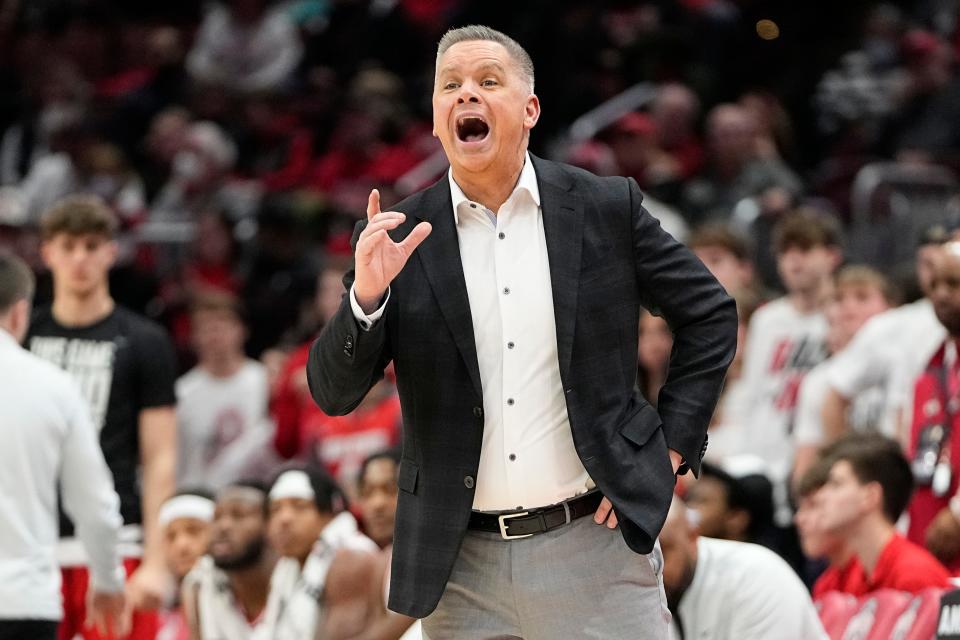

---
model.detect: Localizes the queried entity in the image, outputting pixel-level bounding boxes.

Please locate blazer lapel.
[412,178,484,398]
[533,155,583,384]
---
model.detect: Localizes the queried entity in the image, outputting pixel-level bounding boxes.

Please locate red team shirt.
[909,341,960,574]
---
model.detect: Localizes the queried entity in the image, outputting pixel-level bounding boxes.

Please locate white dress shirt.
[352,154,591,511]
[0,329,124,620]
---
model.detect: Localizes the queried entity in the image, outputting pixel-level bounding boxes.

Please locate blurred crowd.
[3,0,960,638]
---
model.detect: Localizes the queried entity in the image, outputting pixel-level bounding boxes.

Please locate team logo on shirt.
[29,336,117,432]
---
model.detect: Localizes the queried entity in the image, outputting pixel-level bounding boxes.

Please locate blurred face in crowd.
[833,281,890,347]
[931,244,960,337]
[315,268,347,327]
[652,83,698,144]
[269,497,330,563]
[210,488,268,570]
[192,307,246,364]
[693,245,752,295]
[816,460,878,536]
[193,213,233,267]
[638,312,672,373]
[795,490,845,560]
[433,40,540,180]
[147,110,190,165]
[358,457,399,549]
[42,232,116,298]
[164,517,211,581]
[777,244,837,297]
[707,105,755,170]
[685,476,747,541]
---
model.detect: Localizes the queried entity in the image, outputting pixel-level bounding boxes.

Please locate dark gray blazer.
[307,155,738,618]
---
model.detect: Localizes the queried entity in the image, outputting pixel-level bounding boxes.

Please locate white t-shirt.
[794,358,888,446]
[825,299,945,441]
[176,360,271,489]
[733,298,828,481]
[673,537,827,640]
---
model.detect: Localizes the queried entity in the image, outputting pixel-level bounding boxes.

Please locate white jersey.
[185,555,264,640]
[176,360,272,489]
[794,358,888,446]
[255,512,378,640]
[732,298,828,481]
[673,537,827,640]
[825,299,945,442]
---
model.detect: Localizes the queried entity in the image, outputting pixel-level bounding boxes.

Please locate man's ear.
[524,94,541,130]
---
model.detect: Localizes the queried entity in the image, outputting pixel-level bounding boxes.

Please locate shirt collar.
[448,152,540,225]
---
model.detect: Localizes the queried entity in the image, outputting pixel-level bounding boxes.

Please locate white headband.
[269,470,316,502]
[159,495,215,528]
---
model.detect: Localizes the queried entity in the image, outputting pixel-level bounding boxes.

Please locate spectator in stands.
[817,434,950,592]
[186,0,303,95]
[650,82,703,182]
[158,490,214,640]
[908,239,960,573]
[659,497,826,639]
[151,121,238,222]
[265,466,401,639]
[685,460,775,548]
[793,266,895,484]
[140,107,192,202]
[727,210,841,511]
[821,224,948,443]
[356,449,401,550]
[637,309,672,406]
[176,294,273,490]
[795,451,867,598]
[682,103,802,224]
[182,482,275,639]
[27,195,178,640]
[687,223,756,297]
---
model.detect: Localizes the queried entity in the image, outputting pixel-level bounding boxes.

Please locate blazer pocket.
[398,459,419,494]
[619,403,663,448]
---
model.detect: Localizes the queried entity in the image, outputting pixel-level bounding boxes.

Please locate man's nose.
[457,83,481,104]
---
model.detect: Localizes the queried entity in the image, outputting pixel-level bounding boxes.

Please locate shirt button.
[469,203,477,209]
[507,341,515,349]
[509,453,516,461]
[503,287,510,295]
[473,406,483,418]
[464,476,475,489]
[498,232,505,239]
[507,398,515,406]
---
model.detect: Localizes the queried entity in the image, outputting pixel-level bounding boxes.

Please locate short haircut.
[835,264,899,306]
[688,223,751,262]
[437,25,535,92]
[189,291,247,325]
[829,434,914,523]
[796,455,835,499]
[700,461,774,540]
[357,447,401,489]
[773,209,842,254]
[40,195,118,241]
[220,479,269,516]
[0,251,35,315]
[270,465,347,515]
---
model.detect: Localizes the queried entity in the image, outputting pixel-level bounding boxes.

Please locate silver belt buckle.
[498,511,532,540]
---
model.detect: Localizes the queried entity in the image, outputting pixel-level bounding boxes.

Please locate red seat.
[816,591,860,639]
[860,590,912,639]
[900,588,948,640]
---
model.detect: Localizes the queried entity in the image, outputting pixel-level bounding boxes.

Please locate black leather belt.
[468,491,604,540]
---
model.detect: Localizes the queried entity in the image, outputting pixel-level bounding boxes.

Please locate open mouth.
[456,115,490,143]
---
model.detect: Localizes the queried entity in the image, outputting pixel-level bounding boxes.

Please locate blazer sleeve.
[307,219,393,416]
[629,177,738,476]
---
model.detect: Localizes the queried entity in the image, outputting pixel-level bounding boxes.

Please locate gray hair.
[436,25,535,92]
[0,251,34,315]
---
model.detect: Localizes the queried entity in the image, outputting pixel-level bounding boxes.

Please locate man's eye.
[444,82,459,90]
[482,79,497,87]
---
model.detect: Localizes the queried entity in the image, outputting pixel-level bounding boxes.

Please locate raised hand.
[354,189,432,313]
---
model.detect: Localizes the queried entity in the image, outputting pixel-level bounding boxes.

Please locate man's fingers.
[607,511,619,529]
[361,217,406,239]
[594,497,613,524]
[366,189,382,221]
[398,221,433,253]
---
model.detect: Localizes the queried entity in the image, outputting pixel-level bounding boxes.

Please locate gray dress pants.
[422,514,671,639]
